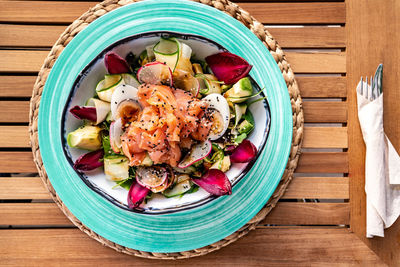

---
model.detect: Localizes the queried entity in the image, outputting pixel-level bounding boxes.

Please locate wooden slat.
[0,50,345,73]
[0,76,36,98]
[0,2,345,24]
[303,127,348,148]
[0,152,37,173]
[282,177,349,199]
[296,152,348,173]
[0,50,47,73]
[0,101,30,122]
[1,25,345,48]
[286,52,346,73]
[0,24,65,47]
[0,76,348,98]
[0,202,349,226]
[0,228,384,265]
[0,126,29,147]
[262,203,349,225]
[297,76,347,98]
[0,101,346,123]
[0,203,71,226]
[303,101,347,123]
[266,27,346,48]
[0,151,347,174]
[0,177,48,200]
[0,126,346,148]
[0,177,348,200]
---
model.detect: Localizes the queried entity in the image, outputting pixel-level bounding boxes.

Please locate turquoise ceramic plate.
[39,0,292,252]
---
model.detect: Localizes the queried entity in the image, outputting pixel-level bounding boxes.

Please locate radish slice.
[73,149,104,172]
[116,100,141,126]
[110,118,123,153]
[173,70,200,97]
[178,140,212,168]
[127,181,150,209]
[150,179,169,193]
[69,106,97,122]
[110,84,138,121]
[137,61,173,86]
[205,52,253,85]
[86,98,111,125]
[192,169,232,196]
[104,52,131,74]
[136,166,168,189]
[230,140,257,163]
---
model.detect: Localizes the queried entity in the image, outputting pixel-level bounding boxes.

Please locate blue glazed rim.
[60,30,272,214]
[38,0,292,253]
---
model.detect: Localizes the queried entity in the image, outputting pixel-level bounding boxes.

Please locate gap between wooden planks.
[0,151,348,173]
[0,202,349,226]
[0,1,346,24]
[0,228,384,266]
[0,126,348,148]
[0,101,348,123]
[0,50,346,73]
[0,25,346,49]
[0,177,349,200]
[0,76,347,98]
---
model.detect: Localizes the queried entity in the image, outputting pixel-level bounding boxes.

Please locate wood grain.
[0,176,348,200]
[303,101,347,123]
[0,152,37,173]
[282,177,349,199]
[303,127,347,148]
[262,203,349,225]
[0,2,345,24]
[286,52,346,73]
[0,228,384,265]
[0,50,345,73]
[0,151,349,174]
[0,25,345,48]
[0,101,30,122]
[0,101,346,123]
[0,177,49,200]
[0,76,348,98]
[297,76,347,98]
[0,126,29,147]
[296,152,348,173]
[266,27,345,48]
[0,126,347,148]
[0,76,36,98]
[0,202,349,226]
[347,0,400,266]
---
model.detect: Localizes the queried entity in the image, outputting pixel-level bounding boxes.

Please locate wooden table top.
[0,0,399,265]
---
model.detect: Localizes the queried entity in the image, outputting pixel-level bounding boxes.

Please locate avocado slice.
[140,153,154,166]
[210,155,231,173]
[67,125,102,151]
[104,155,129,181]
[224,77,253,103]
[237,120,254,135]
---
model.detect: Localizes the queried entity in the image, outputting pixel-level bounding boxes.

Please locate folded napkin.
[357,79,400,238]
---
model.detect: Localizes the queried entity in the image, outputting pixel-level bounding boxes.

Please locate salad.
[67,37,263,210]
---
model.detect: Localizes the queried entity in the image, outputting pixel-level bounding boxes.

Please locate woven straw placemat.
[29,0,303,259]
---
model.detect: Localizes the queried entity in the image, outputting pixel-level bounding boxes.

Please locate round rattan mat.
[29,0,303,260]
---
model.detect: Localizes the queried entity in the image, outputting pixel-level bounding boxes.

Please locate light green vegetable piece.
[104,155,129,181]
[224,77,253,103]
[210,156,231,173]
[67,125,102,151]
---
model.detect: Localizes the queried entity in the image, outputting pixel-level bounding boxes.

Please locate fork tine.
[359,76,363,95]
[365,76,368,99]
[370,76,374,100]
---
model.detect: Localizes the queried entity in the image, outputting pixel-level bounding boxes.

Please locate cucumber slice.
[96,74,123,102]
[121,73,140,88]
[163,180,192,198]
[104,155,129,181]
[153,37,180,72]
[234,103,247,128]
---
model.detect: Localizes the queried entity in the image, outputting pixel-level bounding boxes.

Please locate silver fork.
[359,64,383,101]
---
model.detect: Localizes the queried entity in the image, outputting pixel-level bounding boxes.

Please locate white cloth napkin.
[357,81,400,238]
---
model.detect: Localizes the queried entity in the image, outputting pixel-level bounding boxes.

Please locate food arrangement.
[67,37,264,210]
